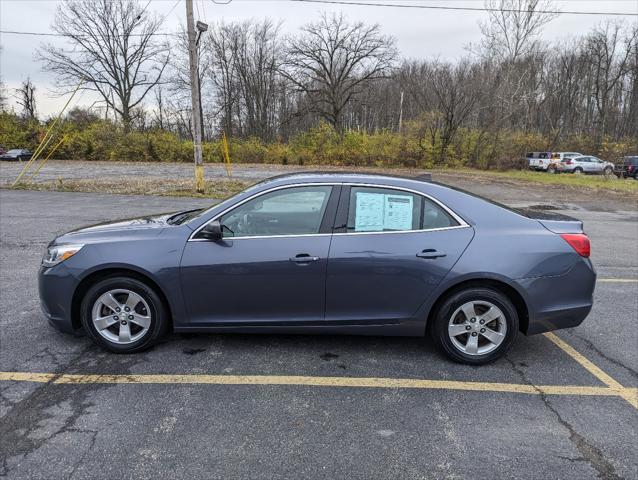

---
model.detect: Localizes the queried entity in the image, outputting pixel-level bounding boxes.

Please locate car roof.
[260,171,433,186]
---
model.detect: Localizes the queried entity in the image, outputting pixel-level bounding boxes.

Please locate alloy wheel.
[91,289,151,344]
[447,300,507,356]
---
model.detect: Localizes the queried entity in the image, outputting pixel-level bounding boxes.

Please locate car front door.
[180,184,339,326]
[325,185,474,325]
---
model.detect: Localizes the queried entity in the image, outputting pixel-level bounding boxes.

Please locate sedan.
[0,148,32,161]
[39,173,596,365]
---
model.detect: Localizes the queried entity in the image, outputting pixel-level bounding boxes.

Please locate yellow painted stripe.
[0,371,630,399]
[597,278,638,283]
[544,332,637,409]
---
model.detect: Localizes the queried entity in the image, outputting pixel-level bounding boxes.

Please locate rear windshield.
[624,157,638,166]
[431,182,578,221]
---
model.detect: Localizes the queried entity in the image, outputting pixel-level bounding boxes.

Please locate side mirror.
[199,220,223,240]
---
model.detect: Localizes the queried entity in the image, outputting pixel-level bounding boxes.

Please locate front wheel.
[430,287,519,365]
[81,276,169,353]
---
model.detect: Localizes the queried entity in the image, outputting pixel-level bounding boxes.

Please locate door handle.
[416,249,446,259]
[289,254,320,263]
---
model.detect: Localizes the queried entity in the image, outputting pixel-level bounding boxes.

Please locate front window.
[219,185,333,238]
[346,186,458,233]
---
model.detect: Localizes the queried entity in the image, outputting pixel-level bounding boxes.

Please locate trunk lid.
[512,207,584,234]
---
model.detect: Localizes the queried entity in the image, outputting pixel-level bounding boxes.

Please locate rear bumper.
[516,259,596,335]
[38,265,81,334]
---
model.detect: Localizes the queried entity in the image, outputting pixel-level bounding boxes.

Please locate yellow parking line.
[0,371,633,400]
[597,278,638,283]
[544,332,637,409]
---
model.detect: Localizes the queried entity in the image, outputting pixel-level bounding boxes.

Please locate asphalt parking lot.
[0,187,636,480]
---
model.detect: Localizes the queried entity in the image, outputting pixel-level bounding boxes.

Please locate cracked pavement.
[0,184,637,480]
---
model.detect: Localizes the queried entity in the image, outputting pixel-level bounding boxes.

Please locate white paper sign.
[354,192,385,231]
[354,192,414,232]
[384,194,413,230]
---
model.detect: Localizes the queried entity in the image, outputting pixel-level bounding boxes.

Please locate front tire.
[430,287,518,365]
[80,276,168,353]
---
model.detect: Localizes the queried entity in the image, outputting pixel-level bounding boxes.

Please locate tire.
[573,167,583,174]
[603,167,613,176]
[429,287,519,365]
[547,165,557,174]
[80,276,169,353]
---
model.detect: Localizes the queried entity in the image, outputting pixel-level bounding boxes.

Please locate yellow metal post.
[222,131,232,178]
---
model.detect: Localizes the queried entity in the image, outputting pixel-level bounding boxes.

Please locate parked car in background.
[526,152,552,171]
[546,152,582,173]
[526,152,581,172]
[0,148,33,162]
[561,155,614,175]
[614,156,638,180]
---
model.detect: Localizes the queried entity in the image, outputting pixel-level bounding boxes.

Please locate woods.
[2,0,637,167]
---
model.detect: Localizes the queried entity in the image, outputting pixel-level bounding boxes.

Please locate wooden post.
[186,0,204,193]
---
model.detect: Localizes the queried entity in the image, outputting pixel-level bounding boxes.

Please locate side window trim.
[335,183,468,236]
[190,183,339,241]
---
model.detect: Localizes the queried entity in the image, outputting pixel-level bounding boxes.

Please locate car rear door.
[180,184,340,326]
[325,185,474,325]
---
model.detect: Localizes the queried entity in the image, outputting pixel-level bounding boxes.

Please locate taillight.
[565,160,572,165]
[561,233,590,258]
[629,165,634,172]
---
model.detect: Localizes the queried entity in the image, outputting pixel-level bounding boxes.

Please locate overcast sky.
[1,0,637,116]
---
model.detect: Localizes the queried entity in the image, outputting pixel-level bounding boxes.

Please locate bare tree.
[283,13,397,133]
[38,0,169,130]
[15,78,37,119]
[584,21,637,142]
[478,0,559,62]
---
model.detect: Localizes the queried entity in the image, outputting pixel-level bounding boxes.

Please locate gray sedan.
[39,173,596,364]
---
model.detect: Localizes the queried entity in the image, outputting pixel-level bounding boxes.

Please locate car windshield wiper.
[167,209,203,225]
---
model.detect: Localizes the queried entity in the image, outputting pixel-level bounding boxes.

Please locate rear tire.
[80,276,168,353]
[429,287,518,365]
[573,167,583,174]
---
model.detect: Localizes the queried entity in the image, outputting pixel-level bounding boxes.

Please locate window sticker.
[354,192,414,232]
[384,194,413,230]
[354,192,385,231]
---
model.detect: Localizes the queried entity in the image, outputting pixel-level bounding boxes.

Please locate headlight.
[42,244,84,268]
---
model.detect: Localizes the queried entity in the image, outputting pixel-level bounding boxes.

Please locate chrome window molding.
[188,181,470,242]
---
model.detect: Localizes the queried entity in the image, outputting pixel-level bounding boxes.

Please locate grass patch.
[8,177,250,199]
[434,169,638,195]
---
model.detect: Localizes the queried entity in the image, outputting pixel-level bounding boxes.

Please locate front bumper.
[516,259,596,335]
[38,264,81,334]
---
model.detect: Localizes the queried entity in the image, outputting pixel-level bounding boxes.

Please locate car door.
[590,157,604,173]
[180,184,340,326]
[325,185,474,324]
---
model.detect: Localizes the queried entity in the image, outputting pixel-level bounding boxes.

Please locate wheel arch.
[71,267,173,331]
[425,278,530,335]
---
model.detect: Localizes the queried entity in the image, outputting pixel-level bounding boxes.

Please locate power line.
[0,29,181,38]
[288,0,638,16]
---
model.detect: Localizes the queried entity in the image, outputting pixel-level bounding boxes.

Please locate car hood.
[62,212,177,237]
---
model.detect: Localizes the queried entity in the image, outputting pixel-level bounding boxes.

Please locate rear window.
[624,157,638,166]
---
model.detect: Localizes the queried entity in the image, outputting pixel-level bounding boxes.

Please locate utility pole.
[186,0,204,193]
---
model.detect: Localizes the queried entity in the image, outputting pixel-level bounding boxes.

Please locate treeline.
[1,0,637,167]
[2,111,634,169]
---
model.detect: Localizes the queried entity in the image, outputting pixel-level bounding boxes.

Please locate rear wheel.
[81,276,168,353]
[430,287,518,365]
[573,167,583,174]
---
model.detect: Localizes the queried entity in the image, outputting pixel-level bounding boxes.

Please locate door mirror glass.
[199,220,223,240]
